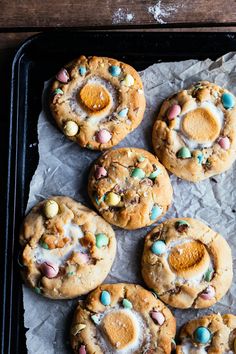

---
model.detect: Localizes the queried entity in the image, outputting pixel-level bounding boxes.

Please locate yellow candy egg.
[44,200,59,219]
[105,192,121,206]
[64,121,79,137]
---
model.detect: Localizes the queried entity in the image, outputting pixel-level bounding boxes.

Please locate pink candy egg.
[150,311,165,325]
[41,262,59,278]
[96,129,111,144]
[167,104,181,120]
[78,252,89,264]
[79,345,86,354]
[200,286,215,300]
[95,166,107,180]
[218,136,230,150]
[56,68,69,83]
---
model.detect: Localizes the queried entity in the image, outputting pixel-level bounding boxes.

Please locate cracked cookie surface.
[88,147,173,229]
[176,313,236,354]
[50,56,146,150]
[70,283,176,354]
[20,196,116,299]
[152,81,236,182]
[141,218,233,309]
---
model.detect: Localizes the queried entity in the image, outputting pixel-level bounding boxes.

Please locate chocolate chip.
[175,221,189,233]
[151,231,161,241]
[130,196,140,205]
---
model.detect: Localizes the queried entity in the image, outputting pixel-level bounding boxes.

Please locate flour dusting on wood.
[148,1,180,24]
[112,8,135,24]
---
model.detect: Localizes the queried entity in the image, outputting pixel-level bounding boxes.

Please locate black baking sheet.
[3,31,236,354]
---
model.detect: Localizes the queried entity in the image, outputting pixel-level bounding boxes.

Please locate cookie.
[152,81,236,181]
[141,218,233,309]
[70,283,176,354]
[88,147,173,229]
[19,196,116,299]
[176,314,236,354]
[50,56,146,150]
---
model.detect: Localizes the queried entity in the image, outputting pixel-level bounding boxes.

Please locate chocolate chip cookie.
[141,218,233,309]
[88,147,173,229]
[50,56,146,150]
[20,196,116,299]
[152,81,236,181]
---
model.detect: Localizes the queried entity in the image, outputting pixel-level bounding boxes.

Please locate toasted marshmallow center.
[168,241,210,279]
[102,310,139,350]
[79,83,112,116]
[182,107,221,143]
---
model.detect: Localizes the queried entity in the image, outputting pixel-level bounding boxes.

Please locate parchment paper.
[24,53,236,354]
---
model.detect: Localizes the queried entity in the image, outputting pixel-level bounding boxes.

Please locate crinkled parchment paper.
[24,53,236,353]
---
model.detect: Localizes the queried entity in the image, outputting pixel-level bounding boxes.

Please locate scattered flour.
[112,8,135,24]
[148,0,179,24]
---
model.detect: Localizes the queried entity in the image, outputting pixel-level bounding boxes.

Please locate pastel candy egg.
[197,152,204,164]
[44,200,59,218]
[77,252,89,264]
[91,314,101,325]
[131,168,145,179]
[204,268,213,282]
[200,286,215,300]
[105,192,121,206]
[56,68,69,83]
[96,129,111,144]
[40,261,59,278]
[167,104,181,120]
[78,345,86,354]
[177,147,191,158]
[149,168,161,179]
[118,108,129,117]
[100,290,111,306]
[109,65,121,77]
[150,311,165,325]
[53,88,63,96]
[218,136,230,150]
[150,205,162,220]
[64,121,79,137]
[121,74,134,87]
[79,66,87,76]
[194,326,211,344]
[221,92,235,109]
[122,299,133,309]
[95,233,109,248]
[151,240,166,255]
[95,166,107,179]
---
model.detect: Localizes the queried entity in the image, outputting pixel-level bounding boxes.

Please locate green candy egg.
[204,268,213,282]
[131,168,145,179]
[177,147,191,159]
[149,168,161,179]
[95,233,109,248]
[122,299,133,309]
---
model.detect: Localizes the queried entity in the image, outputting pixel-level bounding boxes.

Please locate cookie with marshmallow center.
[50,56,146,150]
[176,314,236,354]
[88,147,173,229]
[70,283,176,354]
[141,218,233,309]
[19,196,116,299]
[152,81,236,181]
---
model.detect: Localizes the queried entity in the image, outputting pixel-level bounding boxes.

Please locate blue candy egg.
[222,92,235,109]
[197,152,204,164]
[194,327,211,344]
[100,290,111,306]
[118,108,129,117]
[150,205,162,220]
[109,65,121,77]
[151,240,166,255]
[79,66,87,76]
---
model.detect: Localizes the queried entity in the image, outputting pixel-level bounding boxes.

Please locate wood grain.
[0,0,236,28]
